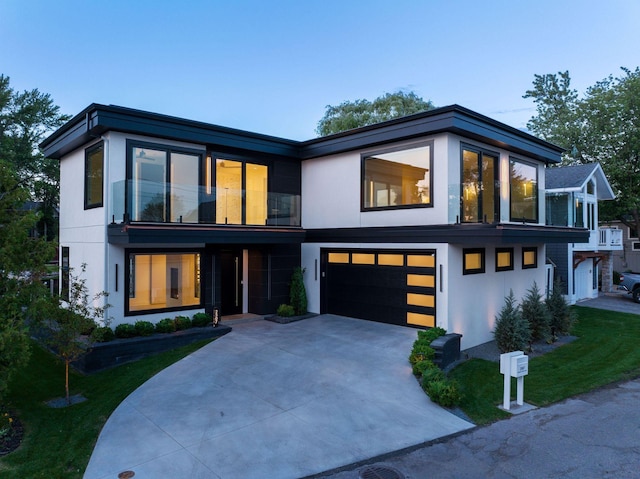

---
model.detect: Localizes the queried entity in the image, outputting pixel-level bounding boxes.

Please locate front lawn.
[0,338,213,479]
[450,306,640,425]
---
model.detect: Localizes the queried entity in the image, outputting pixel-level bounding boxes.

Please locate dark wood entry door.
[220,250,243,315]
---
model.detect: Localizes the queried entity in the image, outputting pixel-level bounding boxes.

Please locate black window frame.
[460,143,500,224]
[126,140,204,223]
[495,247,514,272]
[522,246,538,269]
[124,248,204,316]
[61,246,70,301]
[509,157,539,223]
[84,141,104,209]
[463,248,485,275]
[361,140,434,212]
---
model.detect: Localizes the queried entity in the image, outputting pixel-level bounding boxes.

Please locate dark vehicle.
[619,273,640,303]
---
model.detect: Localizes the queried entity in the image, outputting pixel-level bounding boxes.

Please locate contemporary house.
[545,163,622,304]
[41,104,587,349]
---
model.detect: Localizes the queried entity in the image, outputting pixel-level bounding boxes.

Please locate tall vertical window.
[510,158,538,223]
[215,158,268,225]
[61,246,70,301]
[85,142,104,209]
[461,146,499,223]
[128,142,202,223]
[362,142,433,210]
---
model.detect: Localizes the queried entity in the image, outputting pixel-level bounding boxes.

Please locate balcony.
[110,180,300,227]
[598,227,623,250]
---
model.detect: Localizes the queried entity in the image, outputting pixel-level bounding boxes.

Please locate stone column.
[601,253,613,293]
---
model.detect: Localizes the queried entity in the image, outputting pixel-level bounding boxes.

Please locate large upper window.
[362,142,433,210]
[461,146,499,223]
[510,158,538,223]
[85,142,104,209]
[128,142,202,223]
[127,251,201,314]
[215,158,268,225]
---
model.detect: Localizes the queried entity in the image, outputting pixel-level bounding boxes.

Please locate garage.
[320,249,436,327]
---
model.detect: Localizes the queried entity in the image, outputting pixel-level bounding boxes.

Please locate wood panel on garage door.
[321,249,436,328]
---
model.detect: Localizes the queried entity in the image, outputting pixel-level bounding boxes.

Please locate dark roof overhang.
[300,105,563,164]
[40,104,301,159]
[305,223,587,245]
[107,223,306,245]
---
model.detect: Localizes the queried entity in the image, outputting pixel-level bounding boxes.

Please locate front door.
[220,250,243,315]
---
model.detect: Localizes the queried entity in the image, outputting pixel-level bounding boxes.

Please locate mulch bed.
[264,313,318,324]
[0,410,23,457]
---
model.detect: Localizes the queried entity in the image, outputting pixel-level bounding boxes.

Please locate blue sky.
[1,0,638,140]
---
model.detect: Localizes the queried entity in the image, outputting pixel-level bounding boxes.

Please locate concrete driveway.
[83,315,473,479]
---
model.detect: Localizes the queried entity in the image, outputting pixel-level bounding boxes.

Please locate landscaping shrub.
[192,312,212,327]
[134,321,155,337]
[114,323,137,339]
[522,282,552,343]
[417,327,446,343]
[421,367,445,385]
[409,343,435,365]
[494,290,531,353]
[92,326,115,343]
[424,379,463,407]
[277,304,295,317]
[155,318,176,334]
[546,279,577,338]
[289,267,307,315]
[613,270,622,285]
[174,316,192,331]
[412,359,438,376]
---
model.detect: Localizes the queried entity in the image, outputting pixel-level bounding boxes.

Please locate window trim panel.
[361,141,434,212]
[463,248,485,275]
[84,141,104,209]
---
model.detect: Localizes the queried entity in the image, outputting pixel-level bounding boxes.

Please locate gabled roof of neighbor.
[545,163,615,200]
[40,103,564,164]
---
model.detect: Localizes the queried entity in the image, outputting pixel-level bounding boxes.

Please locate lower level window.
[128,251,201,313]
[463,248,485,275]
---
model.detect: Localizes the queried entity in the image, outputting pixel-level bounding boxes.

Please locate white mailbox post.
[499,351,529,410]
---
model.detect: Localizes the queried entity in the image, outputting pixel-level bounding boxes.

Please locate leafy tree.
[0,74,69,240]
[521,282,552,344]
[524,68,640,234]
[316,91,435,136]
[0,161,54,403]
[46,264,110,405]
[493,290,530,353]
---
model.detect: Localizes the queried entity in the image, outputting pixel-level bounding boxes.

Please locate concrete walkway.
[83,315,473,479]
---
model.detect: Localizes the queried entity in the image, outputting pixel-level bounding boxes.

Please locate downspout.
[102,134,110,326]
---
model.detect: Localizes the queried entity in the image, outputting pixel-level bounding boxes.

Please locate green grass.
[450,306,640,425]
[0,338,213,479]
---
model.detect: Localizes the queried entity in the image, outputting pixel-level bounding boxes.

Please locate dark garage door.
[321,249,436,328]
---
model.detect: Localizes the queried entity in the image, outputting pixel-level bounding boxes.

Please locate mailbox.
[510,354,528,378]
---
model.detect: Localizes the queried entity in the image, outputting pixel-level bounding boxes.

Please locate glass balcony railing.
[110,180,300,227]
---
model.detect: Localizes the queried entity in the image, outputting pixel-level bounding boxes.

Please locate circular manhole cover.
[359,465,405,479]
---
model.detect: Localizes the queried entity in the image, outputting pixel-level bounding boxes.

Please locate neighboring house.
[608,221,640,273]
[41,104,586,350]
[545,163,622,304]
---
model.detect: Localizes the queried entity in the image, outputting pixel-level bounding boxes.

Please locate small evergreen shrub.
[409,343,435,365]
[417,327,446,343]
[155,318,176,334]
[412,359,438,376]
[192,312,212,327]
[522,282,552,343]
[494,290,531,353]
[421,367,445,385]
[174,316,192,331]
[277,304,295,317]
[134,320,155,337]
[424,379,463,407]
[115,323,137,339]
[546,279,576,338]
[92,326,115,343]
[289,267,307,315]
